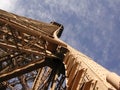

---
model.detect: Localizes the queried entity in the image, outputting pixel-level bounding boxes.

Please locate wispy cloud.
[0,0,17,11]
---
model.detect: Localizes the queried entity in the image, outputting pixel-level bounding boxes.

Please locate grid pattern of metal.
[0,9,120,90]
[0,9,67,90]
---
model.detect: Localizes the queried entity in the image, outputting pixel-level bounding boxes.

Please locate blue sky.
[0,0,120,75]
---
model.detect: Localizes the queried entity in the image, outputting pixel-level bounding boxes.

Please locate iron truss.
[0,9,120,90]
[0,9,67,90]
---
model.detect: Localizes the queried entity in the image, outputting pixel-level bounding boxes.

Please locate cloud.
[0,0,17,11]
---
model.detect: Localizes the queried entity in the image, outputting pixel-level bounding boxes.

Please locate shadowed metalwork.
[0,9,120,90]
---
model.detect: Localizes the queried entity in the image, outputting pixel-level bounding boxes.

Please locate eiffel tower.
[0,9,120,90]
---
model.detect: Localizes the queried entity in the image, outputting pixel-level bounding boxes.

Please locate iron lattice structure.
[0,9,120,90]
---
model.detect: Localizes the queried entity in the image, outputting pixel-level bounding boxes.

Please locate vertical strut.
[32,68,43,90]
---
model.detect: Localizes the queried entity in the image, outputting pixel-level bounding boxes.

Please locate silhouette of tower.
[0,9,120,90]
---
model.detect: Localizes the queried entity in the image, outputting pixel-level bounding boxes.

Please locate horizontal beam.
[0,59,46,82]
[0,42,44,55]
[0,18,66,48]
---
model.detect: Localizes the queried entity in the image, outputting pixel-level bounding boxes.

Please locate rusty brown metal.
[0,9,120,90]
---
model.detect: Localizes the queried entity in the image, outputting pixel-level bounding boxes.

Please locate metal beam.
[0,59,46,82]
